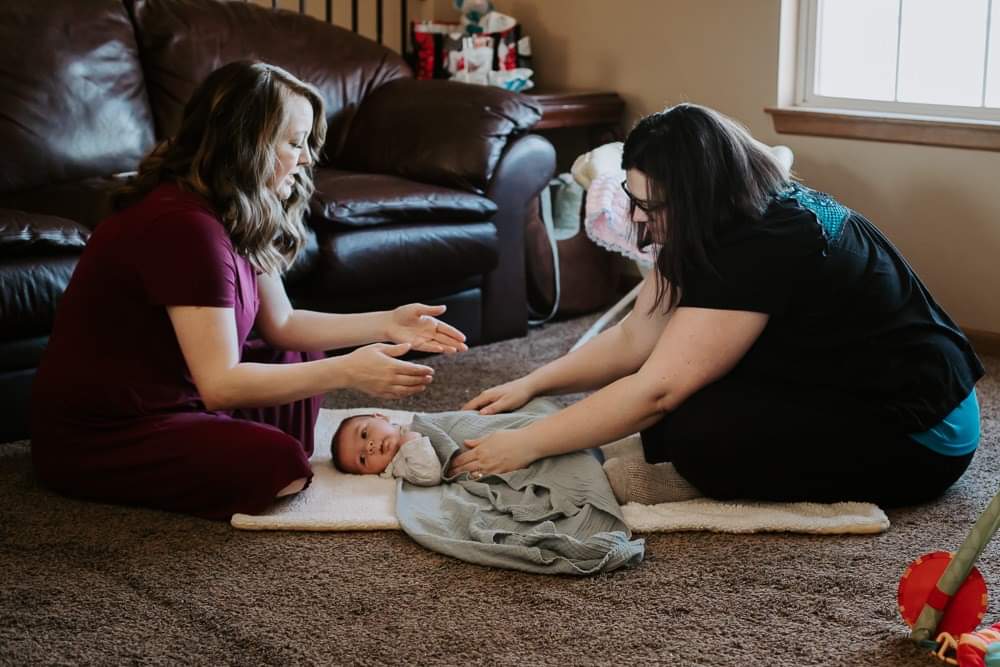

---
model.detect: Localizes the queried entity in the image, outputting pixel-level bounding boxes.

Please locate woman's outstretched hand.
[462,378,535,415]
[386,304,467,354]
[340,342,434,399]
[447,429,537,477]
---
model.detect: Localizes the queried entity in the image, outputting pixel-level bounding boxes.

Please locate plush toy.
[770,144,795,172]
[453,0,494,34]
[570,142,624,190]
[931,623,1000,666]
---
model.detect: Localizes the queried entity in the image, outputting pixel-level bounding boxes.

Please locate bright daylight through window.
[799,0,1000,122]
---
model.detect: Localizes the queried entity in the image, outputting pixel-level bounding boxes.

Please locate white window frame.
[795,0,1000,124]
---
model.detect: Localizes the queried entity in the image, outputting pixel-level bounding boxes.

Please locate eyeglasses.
[621,180,667,217]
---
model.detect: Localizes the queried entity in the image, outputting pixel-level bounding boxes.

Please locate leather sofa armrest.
[0,209,89,254]
[480,133,556,342]
[338,79,542,195]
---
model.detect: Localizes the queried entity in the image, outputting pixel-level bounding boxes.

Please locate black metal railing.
[264,0,410,53]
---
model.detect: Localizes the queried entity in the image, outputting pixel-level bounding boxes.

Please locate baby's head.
[331,413,420,475]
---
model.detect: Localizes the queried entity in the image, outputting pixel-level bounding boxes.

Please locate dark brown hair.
[114,61,327,274]
[621,103,789,311]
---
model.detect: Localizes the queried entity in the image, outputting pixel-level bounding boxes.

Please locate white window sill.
[765,107,1000,152]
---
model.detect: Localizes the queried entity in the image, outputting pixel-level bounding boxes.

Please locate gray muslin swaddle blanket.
[395,400,645,575]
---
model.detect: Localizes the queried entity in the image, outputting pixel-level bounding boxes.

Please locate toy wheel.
[898,551,988,636]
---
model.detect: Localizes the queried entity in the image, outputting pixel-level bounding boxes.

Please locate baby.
[331,413,443,486]
[331,409,702,503]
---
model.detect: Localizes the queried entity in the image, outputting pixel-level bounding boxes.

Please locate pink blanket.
[583,174,656,267]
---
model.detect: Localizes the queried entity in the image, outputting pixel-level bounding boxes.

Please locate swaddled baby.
[331,409,702,503]
[331,414,442,486]
[331,405,646,575]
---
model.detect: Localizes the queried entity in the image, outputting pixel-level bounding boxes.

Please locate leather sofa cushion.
[0,210,90,254]
[0,335,48,372]
[131,0,410,159]
[310,223,498,296]
[282,225,321,291]
[0,256,79,342]
[0,175,129,231]
[340,79,542,194]
[0,0,154,194]
[310,169,497,228]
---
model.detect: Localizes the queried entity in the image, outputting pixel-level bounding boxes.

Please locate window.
[768,0,1000,150]
[801,0,999,120]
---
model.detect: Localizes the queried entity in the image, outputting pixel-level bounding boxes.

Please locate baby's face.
[335,414,419,475]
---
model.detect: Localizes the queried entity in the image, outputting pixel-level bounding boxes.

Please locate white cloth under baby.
[379,436,442,486]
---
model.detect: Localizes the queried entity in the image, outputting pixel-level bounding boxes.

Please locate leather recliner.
[0,0,556,442]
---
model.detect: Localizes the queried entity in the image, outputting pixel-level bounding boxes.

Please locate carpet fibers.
[3,313,999,666]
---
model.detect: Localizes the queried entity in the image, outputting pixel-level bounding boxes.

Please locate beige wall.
[437,0,1000,334]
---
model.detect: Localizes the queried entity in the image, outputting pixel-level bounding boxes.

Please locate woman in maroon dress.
[30,62,467,520]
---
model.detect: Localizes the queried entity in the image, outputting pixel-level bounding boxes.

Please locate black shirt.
[677,183,984,433]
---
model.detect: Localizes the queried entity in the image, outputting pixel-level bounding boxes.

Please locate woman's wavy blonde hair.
[114,61,327,274]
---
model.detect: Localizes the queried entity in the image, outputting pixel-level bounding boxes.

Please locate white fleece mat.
[231,409,890,535]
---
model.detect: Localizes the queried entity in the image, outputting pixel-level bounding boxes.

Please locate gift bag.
[410,11,533,91]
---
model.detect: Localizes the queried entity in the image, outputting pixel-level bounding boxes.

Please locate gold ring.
[470,470,483,480]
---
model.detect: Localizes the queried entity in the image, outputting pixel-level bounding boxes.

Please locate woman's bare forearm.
[264,309,390,352]
[523,373,668,458]
[525,275,668,397]
[254,273,391,352]
[202,356,348,410]
[170,303,432,411]
[524,322,649,396]
[523,306,769,460]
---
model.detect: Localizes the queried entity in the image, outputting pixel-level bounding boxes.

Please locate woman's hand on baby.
[339,342,434,399]
[386,304,468,354]
[462,378,534,414]
[447,429,537,477]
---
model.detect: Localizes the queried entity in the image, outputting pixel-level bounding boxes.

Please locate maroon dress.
[30,183,320,520]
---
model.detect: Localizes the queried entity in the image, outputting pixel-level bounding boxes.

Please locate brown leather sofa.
[0,0,556,442]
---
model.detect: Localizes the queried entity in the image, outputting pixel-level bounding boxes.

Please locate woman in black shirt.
[450,103,983,507]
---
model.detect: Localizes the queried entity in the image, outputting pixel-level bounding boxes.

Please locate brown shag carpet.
[2,313,998,666]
